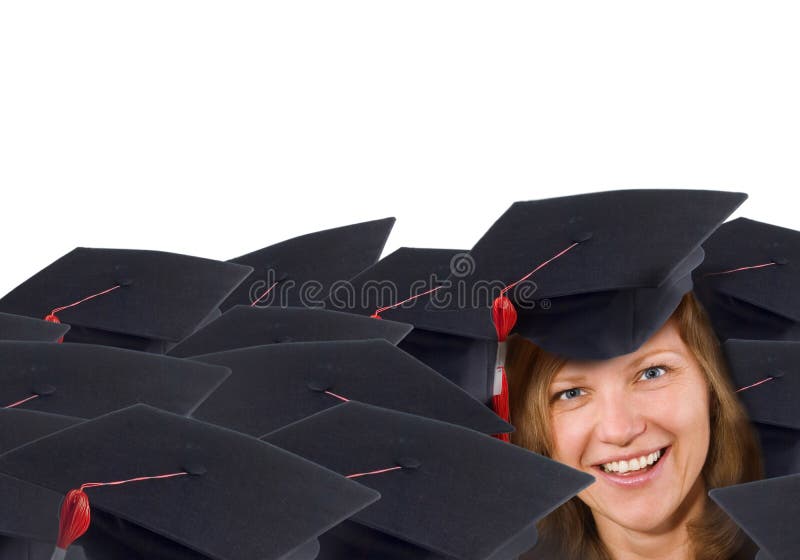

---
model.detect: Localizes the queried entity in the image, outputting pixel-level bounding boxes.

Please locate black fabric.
[710,474,800,560]
[223,217,395,311]
[0,473,64,545]
[0,247,252,351]
[429,189,746,359]
[0,341,231,418]
[167,305,411,358]
[722,339,800,477]
[329,247,500,404]
[0,404,379,560]
[0,311,70,343]
[264,402,594,560]
[190,339,511,437]
[0,408,81,454]
[695,218,800,342]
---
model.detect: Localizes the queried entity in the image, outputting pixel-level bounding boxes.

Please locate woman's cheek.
[550,406,594,467]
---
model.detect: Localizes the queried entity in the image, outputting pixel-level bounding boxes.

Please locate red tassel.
[490,296,517,440]
[44,314,65,344]
[492,295,517,342]
[56,489,91,551]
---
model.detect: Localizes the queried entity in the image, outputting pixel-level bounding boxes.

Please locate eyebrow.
[626,349,685,371]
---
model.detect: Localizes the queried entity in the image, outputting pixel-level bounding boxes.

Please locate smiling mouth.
[595,447,669,476]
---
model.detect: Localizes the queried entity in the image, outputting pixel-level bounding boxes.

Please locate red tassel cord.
[44,284,122,343]
[51,471,188,559]
[491,295,517,442]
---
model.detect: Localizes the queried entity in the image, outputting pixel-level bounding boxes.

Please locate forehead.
[554,318,690,377]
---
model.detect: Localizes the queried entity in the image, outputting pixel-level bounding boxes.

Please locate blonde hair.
[506,292,762,560]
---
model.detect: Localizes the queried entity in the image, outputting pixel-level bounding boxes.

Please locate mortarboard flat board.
[429,189,747,360]
[263,402,594,560]
[329,247,501,405]
[0,404,380,560]
[0,248,252,353]
[694,218,800,342]
[190,339,512,437]
[222,217,395,311]
[0,408,82,455]
[0,342,231,418]
[0,311,70,343]
[722,339,800,477]
[709,474,800,560]
[167,305,412,358]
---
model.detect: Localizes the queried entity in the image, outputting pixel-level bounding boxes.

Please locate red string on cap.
[735,375,779,393]
[490,242,581,442]
[251,281,279,307]
[4,394,40,409]
[44,285,122,343]
[703,261,777,277]
[53,471,188,557]
[371,286,442,319]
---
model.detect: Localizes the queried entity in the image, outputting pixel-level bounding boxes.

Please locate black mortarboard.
[263,402,594,560]
[0,311,70,343]
[190,339,512,437]
[329,247,500,405]
[722,339,800,477]
[694,218,800,342]
[709,474,800,560]
[0,248,252,353]
[0,404,380,560]
[167,305,412,358]
[0,341,231,417]
[430,189,747,359]
[222,217,395,311]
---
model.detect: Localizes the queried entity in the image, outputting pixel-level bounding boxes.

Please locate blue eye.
[558,388,586,401]
[640,366,667,381]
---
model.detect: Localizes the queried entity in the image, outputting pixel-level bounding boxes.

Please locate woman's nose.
[594,393,647,447]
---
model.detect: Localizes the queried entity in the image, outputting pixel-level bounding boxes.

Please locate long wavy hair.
[506,292,762,560]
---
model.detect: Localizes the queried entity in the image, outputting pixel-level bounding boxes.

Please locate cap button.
[273,336,294,344]
[770,370,785,379]
[277,272,289,282]
[771,257,789,266]
[32,383,56,396]
[395,457,421,470]
[115,278,134,287]
[307,379,332,392]
[571,231,593,243]
[182,462,207,476]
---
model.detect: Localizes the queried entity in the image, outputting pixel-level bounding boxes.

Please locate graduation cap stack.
[0,222,596,560]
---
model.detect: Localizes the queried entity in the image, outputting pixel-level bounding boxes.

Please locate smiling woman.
[508,293,763,560]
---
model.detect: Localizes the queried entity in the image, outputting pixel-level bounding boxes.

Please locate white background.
[1,2,798,297]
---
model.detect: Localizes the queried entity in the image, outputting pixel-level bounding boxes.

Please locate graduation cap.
[190,339,512,437]
[0,248,252,353]
[263,401,594,560]
[709,474,800,560]
[694,218,800,342]
[0,404,380,560]
[222,217,395,311]
[0,408,81,455]
[167,305,412,358]
[0,311,70,343]
[0,341,231,418]
[722,339,800,478]
[328,247,501,406]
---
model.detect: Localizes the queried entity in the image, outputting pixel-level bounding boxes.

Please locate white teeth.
[602,449,663,474]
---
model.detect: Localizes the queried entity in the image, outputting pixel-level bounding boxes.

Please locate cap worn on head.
[222,218,395,311]
[0,404,380,560]
[0,342,231,418]
[694,218,800,342]
[709,474,800,560]
[0,248,253,353]
[190,339,512,437]
[167,305,412,358]
[723,339,800,478]
[263,401,594,560]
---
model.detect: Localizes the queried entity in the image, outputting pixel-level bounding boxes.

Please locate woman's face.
[548,318,711,534]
